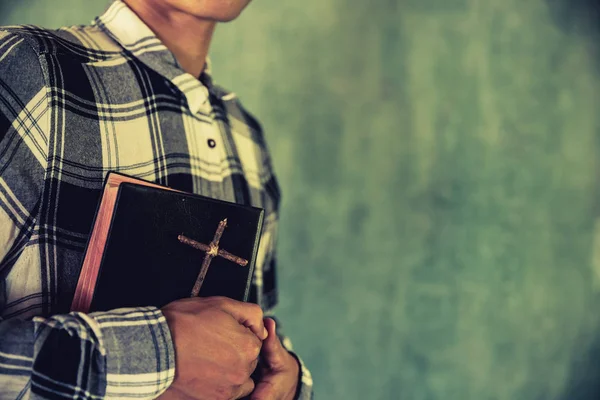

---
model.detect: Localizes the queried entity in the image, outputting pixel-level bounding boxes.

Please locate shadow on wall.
[558,336,600,400]
[545,1,600,399]
[546,0,600,69]
[545,1,600,398]
[546,0,600,67]
[546,0,600,33]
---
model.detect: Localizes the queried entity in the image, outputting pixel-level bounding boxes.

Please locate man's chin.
[206,8,247,23]
[189,0,252,23]
[210,13,243,23]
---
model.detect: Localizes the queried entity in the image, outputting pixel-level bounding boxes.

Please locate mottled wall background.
[2,0,600,399]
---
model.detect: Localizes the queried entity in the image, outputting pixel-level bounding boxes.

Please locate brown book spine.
[70,173,179,313]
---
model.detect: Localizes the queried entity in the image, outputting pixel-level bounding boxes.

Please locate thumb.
[261,318,286,369]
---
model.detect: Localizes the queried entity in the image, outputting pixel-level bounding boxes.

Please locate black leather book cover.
[78,176,264,313]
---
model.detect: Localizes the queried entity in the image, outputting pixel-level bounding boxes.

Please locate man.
[0,0,313,398]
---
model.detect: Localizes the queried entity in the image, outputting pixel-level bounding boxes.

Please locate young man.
[0,0,313,398]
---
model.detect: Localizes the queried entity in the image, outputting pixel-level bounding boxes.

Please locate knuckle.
[209,296,227,307]
[269,351,284,366]
[214,384,235,400]
[238,381,255,399]
[242,335,261,359]
[228,367,250,386]
[245,379,256,395]
[248,357,259,375]
[248,303,263,318]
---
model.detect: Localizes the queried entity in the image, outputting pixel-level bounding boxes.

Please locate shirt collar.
[94,0,214,114]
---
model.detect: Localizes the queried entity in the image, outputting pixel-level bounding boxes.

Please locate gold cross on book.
[178,218,249,297]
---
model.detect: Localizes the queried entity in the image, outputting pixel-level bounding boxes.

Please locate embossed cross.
[178,218,248,297]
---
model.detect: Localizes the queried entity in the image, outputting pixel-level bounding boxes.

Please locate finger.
[251,379,277,400]
[249,356,260,374]
[218,298,267,340]
[260,318,285,369]
[235,378,256,399]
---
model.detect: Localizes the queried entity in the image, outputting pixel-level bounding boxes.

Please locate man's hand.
[158,297,268,400]
[251,318,300,400]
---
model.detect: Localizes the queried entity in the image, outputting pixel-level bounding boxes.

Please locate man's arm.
[0,29,177,399]
[0,308,175,399]
[0,30,270,400]
[275,319,313,400]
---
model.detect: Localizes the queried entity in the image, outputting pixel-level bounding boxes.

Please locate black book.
[71,172,264,313]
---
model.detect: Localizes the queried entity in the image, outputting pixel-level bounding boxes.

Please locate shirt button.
[207,139,216,148]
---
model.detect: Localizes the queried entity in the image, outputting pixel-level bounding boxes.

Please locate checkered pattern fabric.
[0,1,312,398]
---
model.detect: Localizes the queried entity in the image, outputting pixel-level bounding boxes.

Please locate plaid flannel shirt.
[0,1,313,398]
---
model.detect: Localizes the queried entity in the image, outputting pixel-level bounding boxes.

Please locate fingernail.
[263,326,268,338]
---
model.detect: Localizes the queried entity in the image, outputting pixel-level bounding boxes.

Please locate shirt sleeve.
[0,308,175,399]
[0,30,175,400]
[0,29,48,271]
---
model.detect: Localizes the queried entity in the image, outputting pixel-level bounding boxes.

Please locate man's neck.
[123,0,216,78]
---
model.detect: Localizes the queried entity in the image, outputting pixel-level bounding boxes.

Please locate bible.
[71,172,264,313]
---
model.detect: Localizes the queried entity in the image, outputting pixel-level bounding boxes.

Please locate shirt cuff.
[89,306,175,399]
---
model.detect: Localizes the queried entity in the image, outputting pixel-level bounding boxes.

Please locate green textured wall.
[3,0,600,399]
